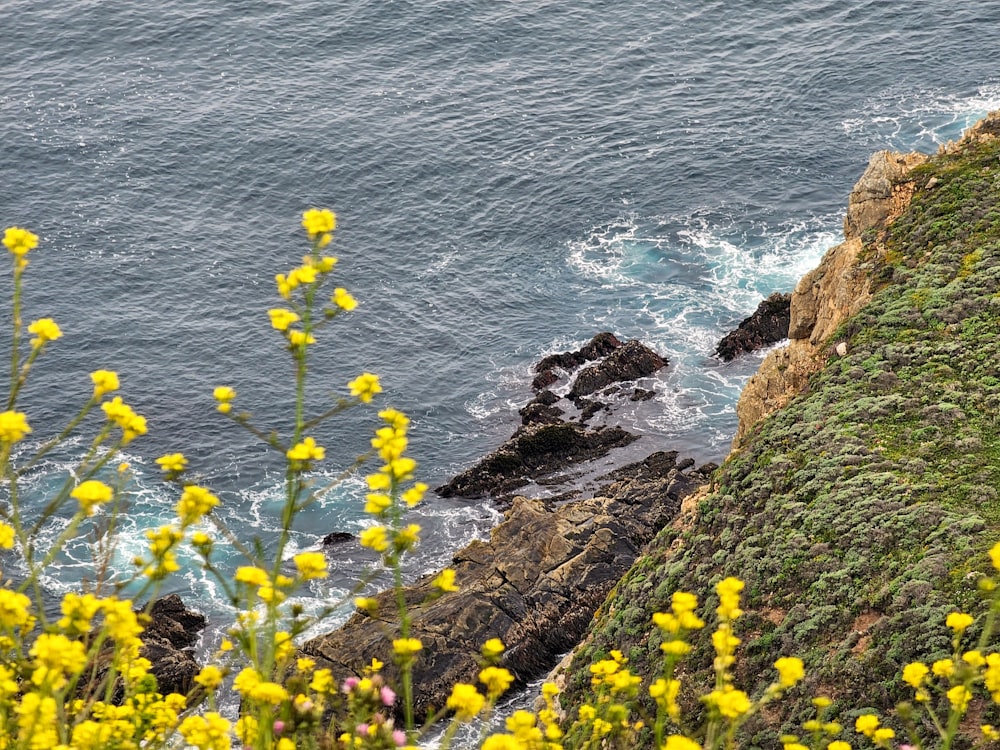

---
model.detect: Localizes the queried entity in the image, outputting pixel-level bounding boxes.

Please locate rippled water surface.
[2,0,1000,623]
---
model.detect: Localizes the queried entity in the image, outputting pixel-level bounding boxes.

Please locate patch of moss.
[560,134,1000,739]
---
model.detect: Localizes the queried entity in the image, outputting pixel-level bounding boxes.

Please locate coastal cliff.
[560,110,1000,739]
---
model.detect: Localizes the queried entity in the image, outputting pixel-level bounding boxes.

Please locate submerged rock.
[714,292,791,361]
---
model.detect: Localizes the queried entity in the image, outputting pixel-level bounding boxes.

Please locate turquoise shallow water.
[2,0,1000,627]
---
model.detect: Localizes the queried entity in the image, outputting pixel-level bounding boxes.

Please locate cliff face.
[734,150,928,448]
[563,111,1000,740]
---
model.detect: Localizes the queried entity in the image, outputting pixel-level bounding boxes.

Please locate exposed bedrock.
[302,452,711,721]
[436,333,668,503]
[714,292,791,361]
[140,595,207,696]
[435,422,639,502]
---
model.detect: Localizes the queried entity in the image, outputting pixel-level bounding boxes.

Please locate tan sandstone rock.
[733,148,927,449]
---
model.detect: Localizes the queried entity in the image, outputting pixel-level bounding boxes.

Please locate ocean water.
[2,0,1000,631]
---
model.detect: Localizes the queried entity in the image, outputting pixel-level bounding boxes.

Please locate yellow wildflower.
[178,712,231,750]
[3,226,39,256]
[176,485,219,526]
[31,632,88,689]
[854,715,879,737]
[195,665,225,690]
[0,410,31,443]
[268,307,300,331]
[57,592,101,635]
[827,742,852,750]
[483,638,505,658]
[235,566,269,587]
[288,330,316,347]
[774,656,805,688]
[716,577,744,620]
[27,318,61,348]
[364,493,391,514]
[932,658,955,678]
[432,568,459,593]
[902,661,928,688]
[366,472,392,491]
[481,735,522,750]
[480,666,515,698]
[156,452,188,473]
[947,612,974,632]
[447,683,485,720]
[302,208,336,237]
[990,541,1000,571]
[293,551,328,580]
[212,385,236,414]
[71,480,113,516]
[393,523,420,551]
[287,436,325,464]
[359,525,389,553]
[0,588,34,630]
[348,372,382,403]
[403,482,428,507]
[0,522,15,549]
[948,684,972,712]
[708,687,751,719]
[392,637,423,660]
[90,369,120,398]
[355,597,378,613]
[333,287,357,311]
[663,736,701,750]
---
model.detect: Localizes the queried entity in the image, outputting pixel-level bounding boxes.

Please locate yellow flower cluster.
[101,395,147,444]
[27,317,61,348]
[70,479,113,516]
[0,410,31,443]
[3,226,39,257]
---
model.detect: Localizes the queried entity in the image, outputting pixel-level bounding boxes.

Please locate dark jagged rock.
[139,595,206,696]
[714,292,791,361]
[303,452,711,721]
[322,531,354,546]
[531,332,622,390]
[519,390,565,426]
[568,340,667,399]
[435,422,638,501]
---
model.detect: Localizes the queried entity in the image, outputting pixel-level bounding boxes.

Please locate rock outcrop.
[436,333,668,504]
[303,452,711,720]
[714,293,791,361]
[435,422,639,503]
[733,149,927,448]
[140,595,206,696]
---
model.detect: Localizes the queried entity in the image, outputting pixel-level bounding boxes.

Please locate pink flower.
[342,676,360,693]
[273,721,285,736]
[393,730,407,746]
[381,686,397,706]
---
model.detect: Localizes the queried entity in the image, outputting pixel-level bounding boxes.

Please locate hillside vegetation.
[563,118,1000,742]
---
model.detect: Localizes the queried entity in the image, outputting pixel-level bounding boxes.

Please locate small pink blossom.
[273,721,285,736]
[393,730,407,746]
[381,685,397,706]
